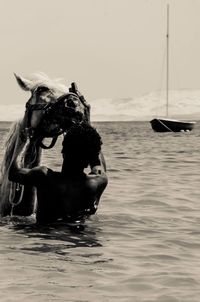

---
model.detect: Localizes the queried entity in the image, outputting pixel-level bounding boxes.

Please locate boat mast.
[166,4,169,117]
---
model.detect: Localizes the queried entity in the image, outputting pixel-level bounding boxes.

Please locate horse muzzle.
[25,93,86,140]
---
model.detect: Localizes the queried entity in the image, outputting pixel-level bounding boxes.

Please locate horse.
[0,73,90,217]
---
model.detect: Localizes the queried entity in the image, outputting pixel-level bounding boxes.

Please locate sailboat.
[150,4,195,132]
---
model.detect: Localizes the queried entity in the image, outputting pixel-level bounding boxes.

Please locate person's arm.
[88,151,108,209]
[90,151,107,175]
[8,153,46,186]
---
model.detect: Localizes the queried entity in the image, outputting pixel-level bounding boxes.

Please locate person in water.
[8,123,108,224]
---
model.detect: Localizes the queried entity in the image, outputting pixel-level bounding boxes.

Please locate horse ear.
[14,73,32,91]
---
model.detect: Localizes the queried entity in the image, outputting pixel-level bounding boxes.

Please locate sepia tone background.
[0,0,200,120]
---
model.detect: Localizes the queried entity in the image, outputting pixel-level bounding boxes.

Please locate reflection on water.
[13,221,102,252]
[1,215,102,252]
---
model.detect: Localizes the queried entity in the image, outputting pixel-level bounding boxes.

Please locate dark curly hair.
[62,123,102,167]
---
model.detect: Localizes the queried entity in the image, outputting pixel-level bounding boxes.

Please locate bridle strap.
[39,137,58,149]
[26,102,52,111]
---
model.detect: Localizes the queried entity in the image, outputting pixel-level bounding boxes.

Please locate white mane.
[26,72,69,97]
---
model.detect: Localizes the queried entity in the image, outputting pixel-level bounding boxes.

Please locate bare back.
[35,168,107,223]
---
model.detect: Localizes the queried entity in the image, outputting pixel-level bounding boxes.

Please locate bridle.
[24,92,85,149]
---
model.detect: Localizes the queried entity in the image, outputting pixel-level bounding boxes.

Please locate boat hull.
[150,118,195,132]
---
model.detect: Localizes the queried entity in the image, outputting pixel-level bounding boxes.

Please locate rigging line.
[157,119,173,132]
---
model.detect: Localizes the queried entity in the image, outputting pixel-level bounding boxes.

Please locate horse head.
[15,73,90,148]
[0,73,91,217]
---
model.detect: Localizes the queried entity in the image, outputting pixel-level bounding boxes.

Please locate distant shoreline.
[0,120,199,124]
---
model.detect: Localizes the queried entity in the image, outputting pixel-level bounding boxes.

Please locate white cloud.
[90,90,200,121]
[1,90,200,122]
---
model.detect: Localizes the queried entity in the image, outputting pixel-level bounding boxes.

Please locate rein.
[9,182,24,215]
[39,137,58,149]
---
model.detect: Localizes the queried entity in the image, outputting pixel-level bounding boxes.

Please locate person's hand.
[90,165,102,175]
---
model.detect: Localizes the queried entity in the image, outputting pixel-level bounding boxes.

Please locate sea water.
[0,121,200,302]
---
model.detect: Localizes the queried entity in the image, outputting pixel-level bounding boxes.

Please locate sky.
[1,0,200,119]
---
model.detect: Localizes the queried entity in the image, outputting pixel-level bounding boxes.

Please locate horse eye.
[37,86,50,94]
